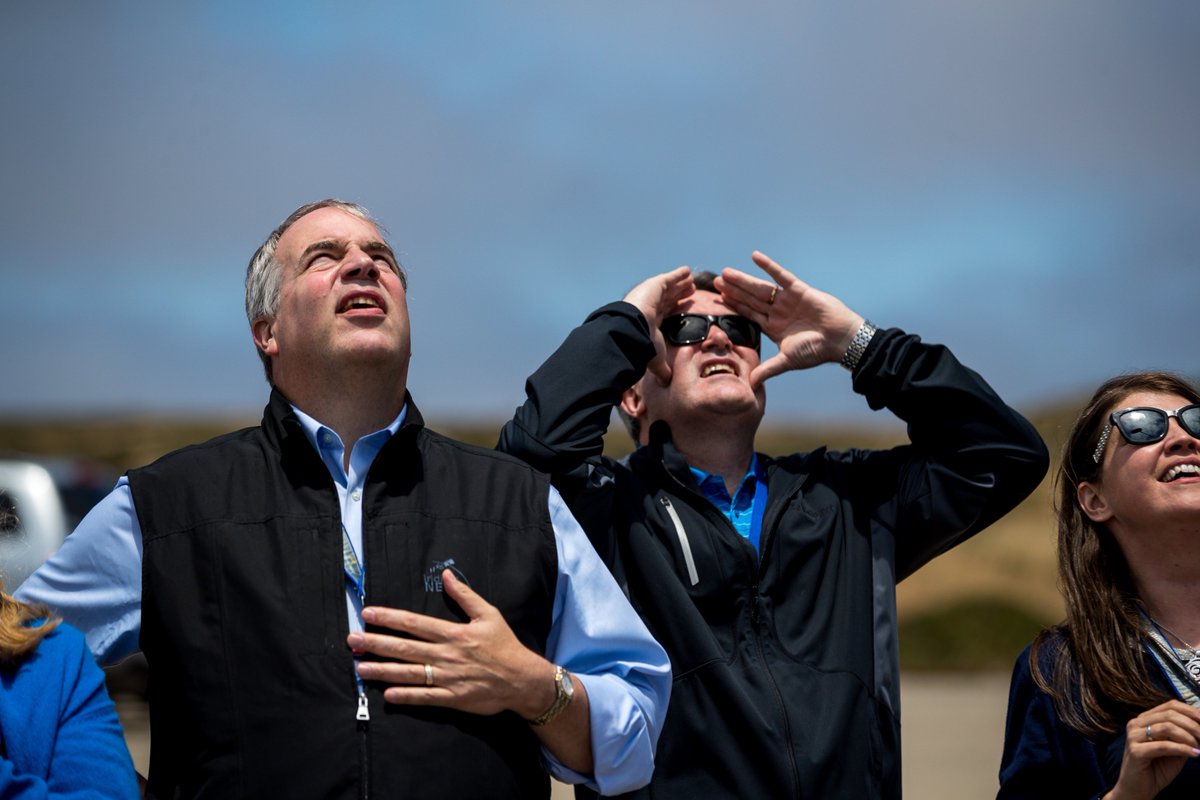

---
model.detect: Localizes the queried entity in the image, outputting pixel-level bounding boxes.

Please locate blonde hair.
[0,510,60,662]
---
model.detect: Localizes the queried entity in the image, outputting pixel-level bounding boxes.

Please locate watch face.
[560,668,574,698]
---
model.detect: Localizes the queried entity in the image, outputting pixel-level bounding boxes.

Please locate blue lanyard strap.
[341,523,365,606]
[1138,608,1200,707]
[341,523,369,707]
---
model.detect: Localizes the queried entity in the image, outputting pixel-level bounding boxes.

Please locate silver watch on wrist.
[840,320,878,371]
[528,664,574,727]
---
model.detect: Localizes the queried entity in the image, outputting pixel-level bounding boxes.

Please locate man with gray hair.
[17,199,670,799]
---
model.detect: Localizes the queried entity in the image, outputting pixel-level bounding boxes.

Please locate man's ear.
[620,383,645,423]
[251,318,278,358]
[1077,480,1113,524]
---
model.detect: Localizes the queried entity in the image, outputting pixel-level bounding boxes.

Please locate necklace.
[1153,619,1200,683]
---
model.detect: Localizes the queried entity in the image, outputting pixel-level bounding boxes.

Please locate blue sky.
[3,2,1198,429]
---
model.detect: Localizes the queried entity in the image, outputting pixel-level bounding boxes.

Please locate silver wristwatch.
[840,320,878,371]
[528,665,574,727]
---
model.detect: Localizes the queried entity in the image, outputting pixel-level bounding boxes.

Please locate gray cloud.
[3,1,1198,422]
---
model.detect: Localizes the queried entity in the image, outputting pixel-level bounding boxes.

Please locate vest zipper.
[659,496,700,586]
[357,691,371,722]
[354,504,370,799]
[357,687,370,799]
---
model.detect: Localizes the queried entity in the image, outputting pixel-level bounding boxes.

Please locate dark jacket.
[498,302,1048,799]
[999,637,1200,799]
[130,390,559,800]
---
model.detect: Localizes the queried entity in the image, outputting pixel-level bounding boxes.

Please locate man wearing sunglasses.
[499,251,1049,799]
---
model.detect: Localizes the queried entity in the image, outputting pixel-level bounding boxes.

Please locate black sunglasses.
[1092,403,1200,463]
[660,314,761,351]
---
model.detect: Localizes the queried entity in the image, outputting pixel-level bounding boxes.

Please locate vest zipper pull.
[356,691,370,722]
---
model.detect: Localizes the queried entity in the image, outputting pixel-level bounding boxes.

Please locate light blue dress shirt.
[15,404,670,795]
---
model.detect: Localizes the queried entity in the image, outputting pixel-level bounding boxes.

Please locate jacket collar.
[638,420,700,492]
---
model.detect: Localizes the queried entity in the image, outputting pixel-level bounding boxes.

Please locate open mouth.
[1161,463,1200,482]
[700,363,736,378]
[338,293,384,313]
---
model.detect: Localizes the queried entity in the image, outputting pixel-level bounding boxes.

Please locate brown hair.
[1031,371,1200,734]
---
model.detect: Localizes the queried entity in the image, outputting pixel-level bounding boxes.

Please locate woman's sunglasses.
[1092,403,1200,463]
[660,314,761,351]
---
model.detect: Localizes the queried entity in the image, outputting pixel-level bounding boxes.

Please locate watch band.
[528,665,574,727]
[840,320,878,371]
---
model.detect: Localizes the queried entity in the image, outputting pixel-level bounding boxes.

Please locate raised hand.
[622,266,694,385]
[716,251,863,389]
[1104,700,1200,800]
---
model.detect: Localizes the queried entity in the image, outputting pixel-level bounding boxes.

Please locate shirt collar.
[689,453,764,501]
[290,403,408,482]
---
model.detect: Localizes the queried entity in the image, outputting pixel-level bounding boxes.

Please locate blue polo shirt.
[689,454,768,552]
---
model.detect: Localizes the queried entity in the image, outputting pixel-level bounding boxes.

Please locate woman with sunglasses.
[998,371,1200,799]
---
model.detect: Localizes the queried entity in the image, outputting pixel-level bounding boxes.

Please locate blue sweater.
[0,622,138,798]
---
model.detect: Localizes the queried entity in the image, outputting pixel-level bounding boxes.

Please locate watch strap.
[528,665,573,727]
[840,320,878,371]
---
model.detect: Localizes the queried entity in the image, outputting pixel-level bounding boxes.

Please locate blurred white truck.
[0,457,114,590]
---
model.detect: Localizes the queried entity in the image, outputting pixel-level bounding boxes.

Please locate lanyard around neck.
[341,523,365,606]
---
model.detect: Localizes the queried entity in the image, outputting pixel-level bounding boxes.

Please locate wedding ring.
[768,285,778,305]
[1146,724,1154,741]
[424,663,434,687]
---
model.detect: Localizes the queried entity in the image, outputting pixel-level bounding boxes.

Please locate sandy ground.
[899,672,1009,799]
[114,670,1010,799]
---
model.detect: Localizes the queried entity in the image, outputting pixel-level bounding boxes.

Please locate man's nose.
[342,246,379,279]
[700,321,731,351]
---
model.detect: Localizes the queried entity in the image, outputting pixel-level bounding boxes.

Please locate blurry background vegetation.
[0,398,1080,672]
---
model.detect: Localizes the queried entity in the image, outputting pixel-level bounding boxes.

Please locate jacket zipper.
[750,476,806,798]
[659,496,700,586]
[662,469,805,798]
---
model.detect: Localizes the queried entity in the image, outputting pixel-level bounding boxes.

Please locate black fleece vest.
[129,392,558,800]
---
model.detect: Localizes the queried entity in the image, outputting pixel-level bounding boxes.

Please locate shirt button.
[351,489,362,502]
